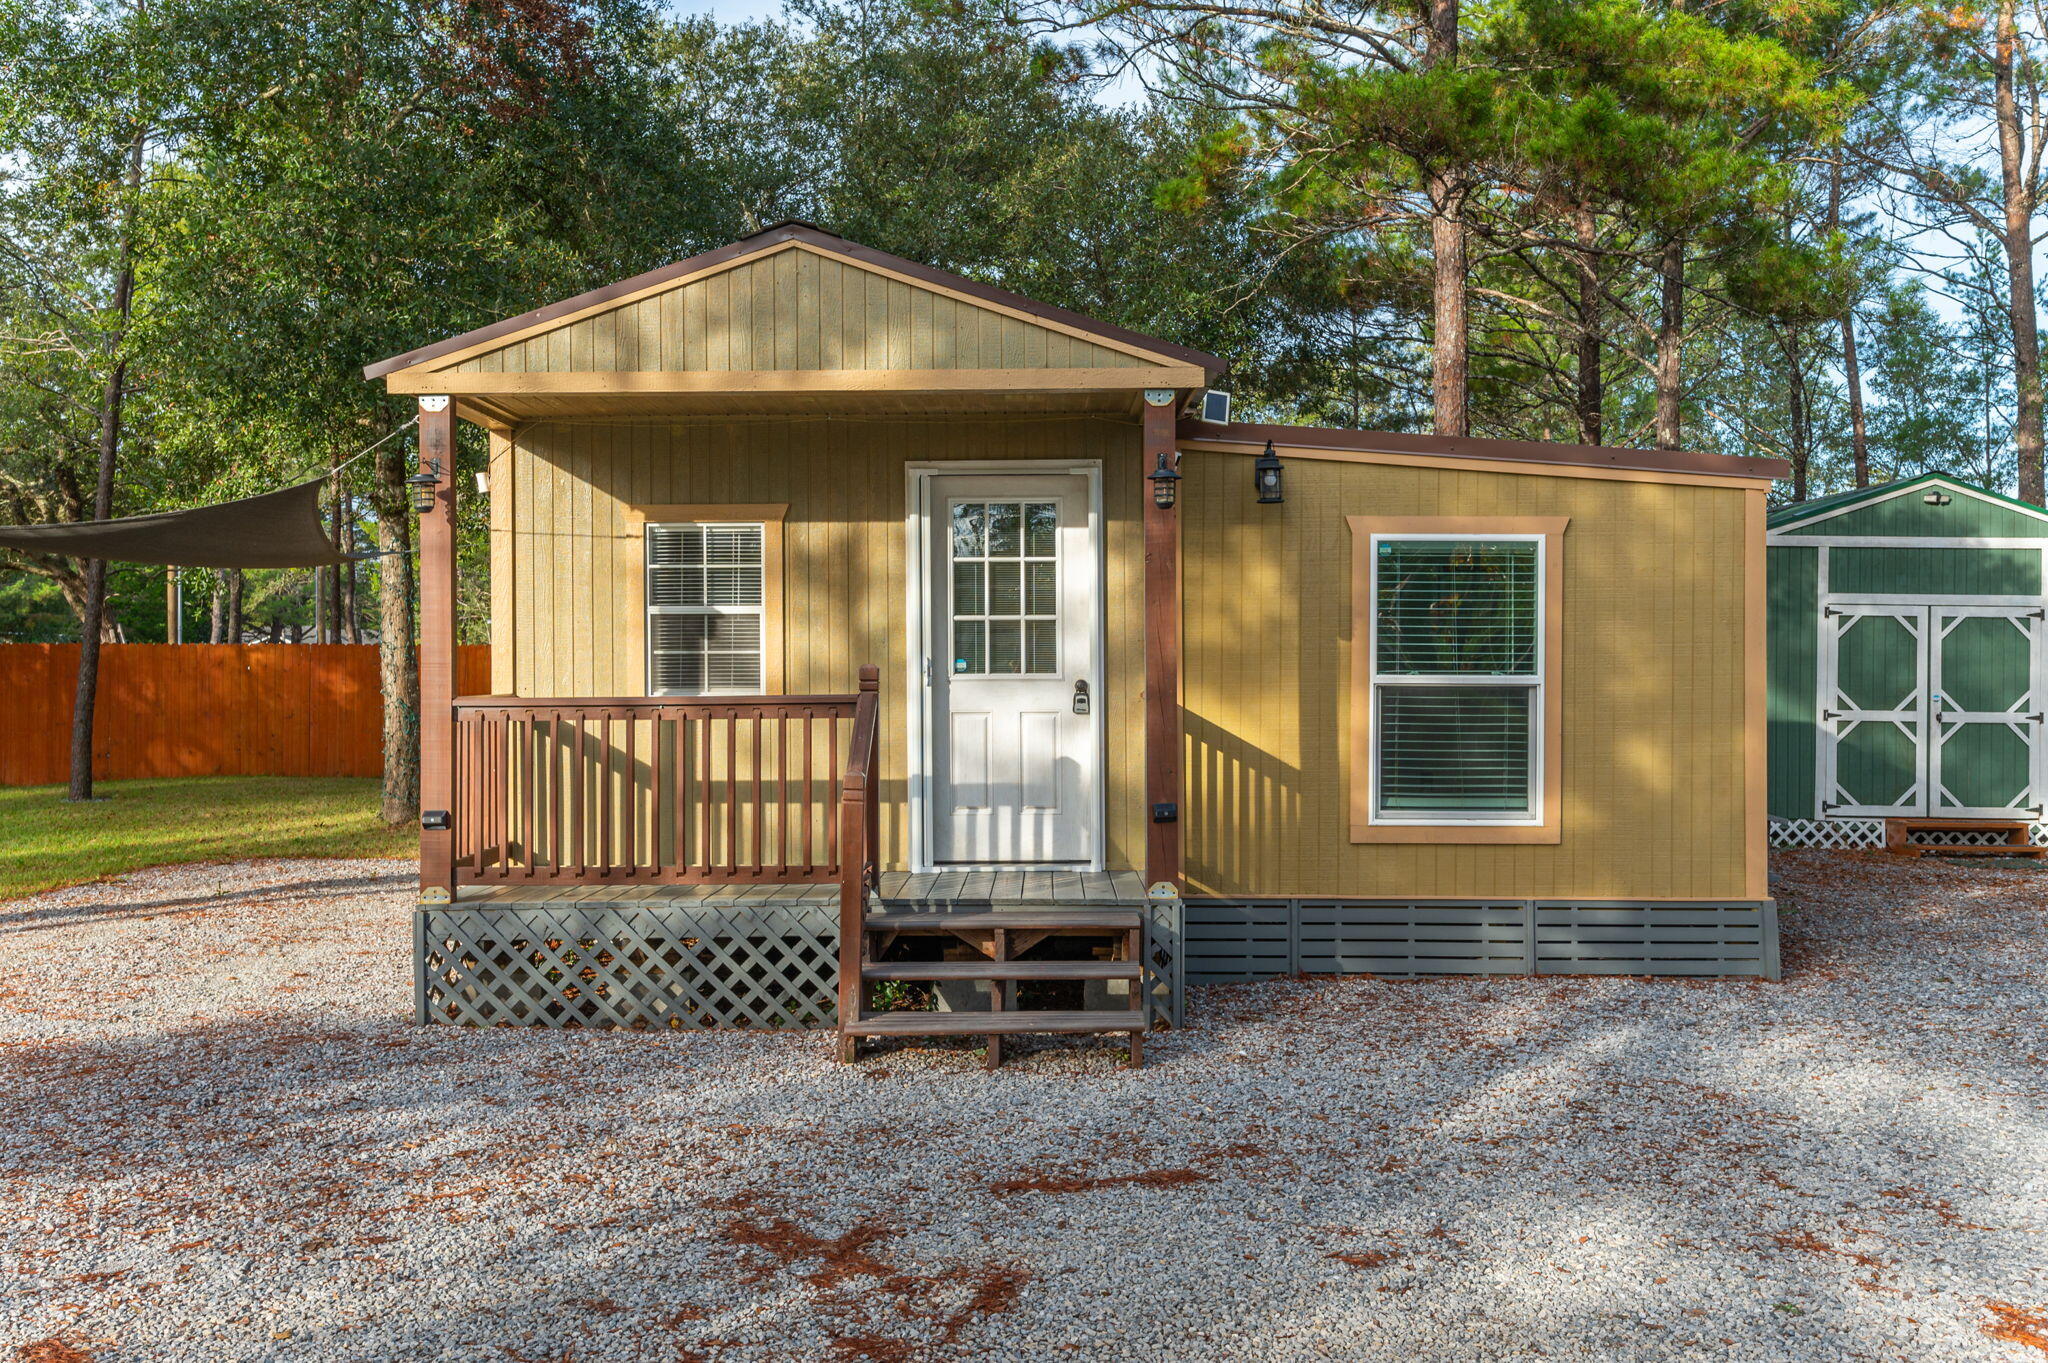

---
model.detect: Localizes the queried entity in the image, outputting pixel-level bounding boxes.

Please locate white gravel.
[3,851,2046,1362]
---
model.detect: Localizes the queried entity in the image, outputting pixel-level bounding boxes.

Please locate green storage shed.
[1767,471,2048,843]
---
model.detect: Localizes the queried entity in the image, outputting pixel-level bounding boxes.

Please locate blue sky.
[670,0,784,22]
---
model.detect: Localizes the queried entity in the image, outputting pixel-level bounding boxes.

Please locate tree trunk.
[68,120,147,802]
[1784,328,1811,502]
[1428,176,1469,438]
[209,573,226,644]
[1653,235,1685,450]
[1827,157,1870,488]
[1573,205,1602,445]
[339,490,360,644]
[1996,0,2044,501]
[1420,0,1467,438]
[227,568,244,641]
[374,439,421,826]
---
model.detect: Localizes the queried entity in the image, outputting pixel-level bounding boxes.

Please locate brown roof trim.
[1179,420,1788,483]
[365,224,1229,382]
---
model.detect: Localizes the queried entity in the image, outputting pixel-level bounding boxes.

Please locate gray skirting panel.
[1184,899,1780,983]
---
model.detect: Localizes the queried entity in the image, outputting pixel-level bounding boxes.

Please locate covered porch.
[374,224,1223,1057]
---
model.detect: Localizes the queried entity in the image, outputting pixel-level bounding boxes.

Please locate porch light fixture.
[1923,488,1952,507]
[1254,441,1285,504]
[1148,449,1182,509]
[407,460,442,515]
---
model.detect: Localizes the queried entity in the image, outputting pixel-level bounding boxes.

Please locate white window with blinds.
[1370,535,1545,824]
[646,521,766,695]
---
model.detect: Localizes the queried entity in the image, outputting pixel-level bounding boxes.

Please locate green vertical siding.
[1831,546,2041,596]
[1767,545,1819,818]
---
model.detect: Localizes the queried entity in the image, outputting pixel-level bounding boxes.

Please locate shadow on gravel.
[2,852,2044,1360]
[0,869,413,934]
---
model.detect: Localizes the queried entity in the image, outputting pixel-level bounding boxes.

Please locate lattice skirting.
[418,898,1187,1031]
[1183,899,1779,983]
[417,902,838,1029]
[1769,817,2048,849]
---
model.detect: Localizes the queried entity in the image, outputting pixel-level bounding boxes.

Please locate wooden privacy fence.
[0,644,490,786]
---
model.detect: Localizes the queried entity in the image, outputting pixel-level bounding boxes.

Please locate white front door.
[923,473,1100,864]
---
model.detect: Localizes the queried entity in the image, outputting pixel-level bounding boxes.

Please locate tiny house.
[372,223,1787,1060]
[1767,472,2048,848]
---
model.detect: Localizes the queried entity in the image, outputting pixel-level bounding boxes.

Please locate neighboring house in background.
[1767,472,2048,852]
[369,223,1787,1064]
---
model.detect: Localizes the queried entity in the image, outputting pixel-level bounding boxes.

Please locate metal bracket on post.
[419,394,450,414]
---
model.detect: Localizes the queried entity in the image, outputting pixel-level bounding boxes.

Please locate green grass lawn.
[0,776,416,899]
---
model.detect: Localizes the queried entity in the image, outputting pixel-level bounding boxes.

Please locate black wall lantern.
[407,459,442,515]
[1254,440,1285,504]
[1148,449,1182,509]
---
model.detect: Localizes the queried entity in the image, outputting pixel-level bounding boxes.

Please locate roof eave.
[1179,420,1788,483]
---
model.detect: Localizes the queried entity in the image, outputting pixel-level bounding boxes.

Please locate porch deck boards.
[874,869,1147,908]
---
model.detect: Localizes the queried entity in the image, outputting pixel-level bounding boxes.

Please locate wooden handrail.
[837,666,882,1033]
[455,693,863,713]
[451,676,876,887]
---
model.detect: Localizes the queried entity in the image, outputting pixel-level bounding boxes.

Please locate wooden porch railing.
[452,667,881,888]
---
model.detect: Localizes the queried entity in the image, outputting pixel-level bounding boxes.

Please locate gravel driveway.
[3,851,2046,1362]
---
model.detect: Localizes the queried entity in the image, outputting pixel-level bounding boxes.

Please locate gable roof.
[364,221,1227,382]
[1768,471,2048,534]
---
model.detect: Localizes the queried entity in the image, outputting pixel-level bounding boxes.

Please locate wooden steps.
[845,1009,1147,1037]
[864,910,1141,931]
[1884,817,2046,859]
[861,960,1139,981]
[841,897,1149,1069]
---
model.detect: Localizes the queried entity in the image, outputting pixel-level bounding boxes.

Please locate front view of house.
[372,223,1786,1057]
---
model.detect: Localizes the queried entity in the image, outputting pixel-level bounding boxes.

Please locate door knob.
[1073,679,1091,715]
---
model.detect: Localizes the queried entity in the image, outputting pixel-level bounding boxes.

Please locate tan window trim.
[1348,515,1567,845]
[628,503,787,694]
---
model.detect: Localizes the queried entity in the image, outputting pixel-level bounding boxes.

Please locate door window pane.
[988,561,1021,616]
[953,620,986,674]
[988,503,1021,557]
[949,499,1059,676]
[951,503,984,558]
[989,620,1022,674]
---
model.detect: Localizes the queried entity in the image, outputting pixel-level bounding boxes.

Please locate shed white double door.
[1822,602,2045,818]
[915,471,1101,866]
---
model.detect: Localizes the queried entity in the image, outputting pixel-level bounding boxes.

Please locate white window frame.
[645,520,769,697]
[1368,532,1547,827]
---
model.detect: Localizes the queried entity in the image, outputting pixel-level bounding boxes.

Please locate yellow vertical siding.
[448,249,1150,375]
[496,416,1148,871]
[1180,452,1753,902]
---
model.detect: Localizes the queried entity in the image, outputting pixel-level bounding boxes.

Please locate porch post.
[1141,390,1183,890]
[418,395,457,901]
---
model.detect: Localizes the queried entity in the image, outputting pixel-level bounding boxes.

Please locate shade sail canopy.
[0,478,348,569]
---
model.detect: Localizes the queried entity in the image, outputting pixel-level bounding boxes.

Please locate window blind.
[647,522,765,694]
[1375,539,1538,677]
[1371,536,1544,822]
[1377,686,1532,813]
